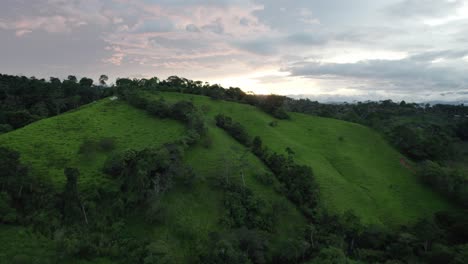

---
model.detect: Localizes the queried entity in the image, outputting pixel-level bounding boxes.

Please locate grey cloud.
[386,0,464,18]
[239,17,250,26]
[410,49,468,61]
[287,51,468,91]
[201,18,224,34]
[186,24,201,32]
[232,32,345,55]
[233,38,278,55]
[286,33,328,45]
[133,19,175,33]
[0,25,111,76]
[150,36,208,51]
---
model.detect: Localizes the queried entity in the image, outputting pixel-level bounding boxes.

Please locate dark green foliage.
[268,120,278,127]
[114,75,290,119]
[310,247,349,264]
[0,147,30,202]
[254,173,275,186]
[198,229,270,264]
[79,77,94,87]
[457,121,468,140]
[5,110,39,129]
[99,137,116,152]
[251,136,264,157]
[418,161,468,207]
[215,114,251,146]
[0,191,17,223]
[123,90,207,141]
[218,179,275,232]
[390,124,454,161]
[215,115,319,216]
[78,137,116,156]
[146,97,170,118]
[0,74,108,130]
[62,168,83,223]
[254,95,290,119]
[0,123,13,133]
[271,236,310,263]
[264,152,319,216]
[99,75,109,86]
[78,139,98,155]
[103,144,187,208]
[199,237,251,264]
[434,210,468,244]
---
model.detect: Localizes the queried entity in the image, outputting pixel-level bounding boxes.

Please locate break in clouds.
[0,0,467,102]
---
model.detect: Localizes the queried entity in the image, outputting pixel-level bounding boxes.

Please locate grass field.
[148,91,454,227]
[0,98,186,189]
[0,93,456,262]
[0,96,306,262]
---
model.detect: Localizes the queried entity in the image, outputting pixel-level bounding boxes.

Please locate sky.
[1,0,468,102]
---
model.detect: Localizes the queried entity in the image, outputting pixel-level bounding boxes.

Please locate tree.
[0,191,17,223]
[456,121,468,140]
[79,77,93,87]
[67,75,77,83]
[0,147,29,196]
[252,136,264,157]
[414,218,442,253]
[99,75,109,86]
[63,168,85,223]
[310,247,349,264]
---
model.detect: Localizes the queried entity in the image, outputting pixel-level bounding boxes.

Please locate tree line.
[0,74,111,132]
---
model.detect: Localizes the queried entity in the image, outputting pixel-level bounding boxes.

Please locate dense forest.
[0,73,467,263]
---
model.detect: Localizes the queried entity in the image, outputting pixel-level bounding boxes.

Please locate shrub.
[78,139,97,155]
[0,123,13,133]
[254,173,274,186]
[99,137,116,152]
[215,114,250,146]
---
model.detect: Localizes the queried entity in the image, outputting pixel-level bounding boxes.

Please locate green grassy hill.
[0,99,186,189]
[147,91,453,226]
[0,96,305,263]
[0,92,454,262]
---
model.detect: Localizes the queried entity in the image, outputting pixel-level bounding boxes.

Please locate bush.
[0,123,13,133]
[78,139,97,155]
[219,180,275,232]
[99,137,116,152]
[254,173,274,186]
[215,114,250,146]
[147,98,170,118]
[0,192,17,223]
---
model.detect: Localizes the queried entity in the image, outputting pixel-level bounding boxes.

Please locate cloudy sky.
[1,0,467,102]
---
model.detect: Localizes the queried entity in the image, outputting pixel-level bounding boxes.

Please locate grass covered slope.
[152,91,453,226]
[149,126,306,262]
[0,98,186,189]
[0,96,307,262]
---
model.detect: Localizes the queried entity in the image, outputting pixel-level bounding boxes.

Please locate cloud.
[201,18,224,34]
[185,23,201,32]
[286,50,468,92]
[386,0,465,18]
[132,19,175,33]
[2,0,468,101]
